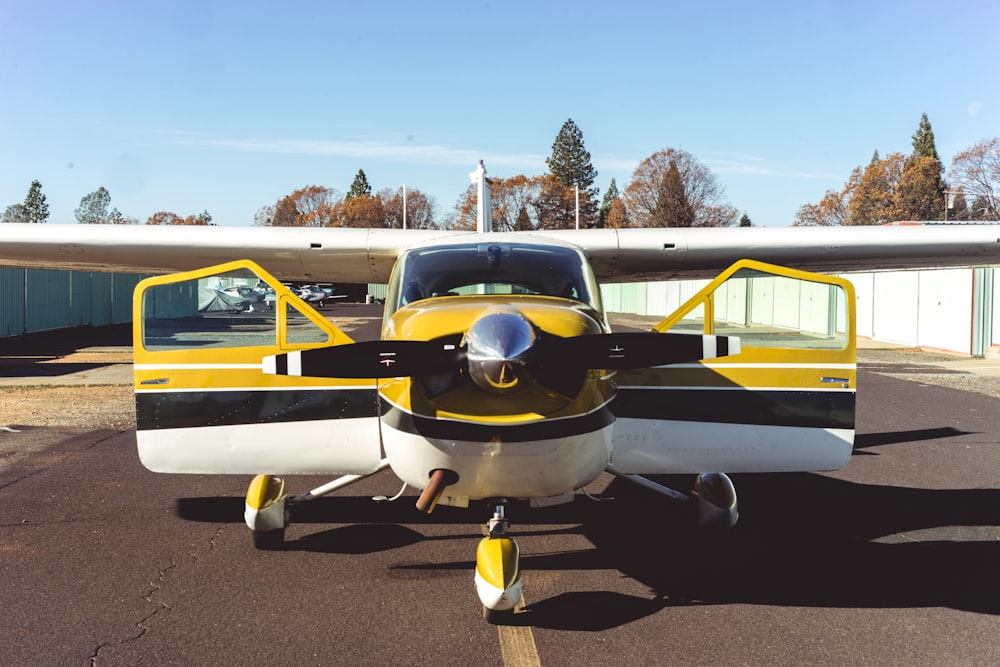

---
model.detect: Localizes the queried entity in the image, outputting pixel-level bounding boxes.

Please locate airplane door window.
[712,270,848,350]
[142,268,277,351]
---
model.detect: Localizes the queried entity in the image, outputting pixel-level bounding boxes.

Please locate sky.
[2,0,999,228]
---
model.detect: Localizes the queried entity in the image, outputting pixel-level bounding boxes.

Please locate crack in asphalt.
[89,521,230,664]
[90,559,178,666]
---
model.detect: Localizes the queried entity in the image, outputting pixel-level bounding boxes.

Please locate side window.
[143,268,283,351]
[713,270,847,349]
[659,266,849,350]
[284,300,331,346]
[667,301,706,335]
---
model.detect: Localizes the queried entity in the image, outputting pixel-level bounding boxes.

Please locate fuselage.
[375,237,617,504]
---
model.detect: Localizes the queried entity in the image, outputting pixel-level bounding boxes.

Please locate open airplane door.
[132,260,381,475]
[611,259,856,474]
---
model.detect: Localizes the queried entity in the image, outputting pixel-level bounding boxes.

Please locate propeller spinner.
[464,310,537,395]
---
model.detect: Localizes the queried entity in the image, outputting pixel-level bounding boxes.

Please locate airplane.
[3,163,1000,622]
[289,283,348,308]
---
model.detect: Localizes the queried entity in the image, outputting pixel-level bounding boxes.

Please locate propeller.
[262,330,740,381]
[261,334,465,379]
[537,331,740,370]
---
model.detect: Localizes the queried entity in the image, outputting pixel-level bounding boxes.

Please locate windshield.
[385,241,601,315]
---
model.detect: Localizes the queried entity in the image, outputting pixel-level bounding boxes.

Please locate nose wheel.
[475,503,522,623]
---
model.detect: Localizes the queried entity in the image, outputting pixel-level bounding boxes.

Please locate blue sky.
[2,0,998,227]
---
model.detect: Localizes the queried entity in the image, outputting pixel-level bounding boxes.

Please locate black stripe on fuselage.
[613,387,855,430]
[135,388,378,431]
[381,402,616,443]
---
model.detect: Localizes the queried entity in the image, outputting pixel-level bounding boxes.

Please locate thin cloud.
[592,150,839,180]
[153,131,546,171]
[149,131,837,182]
[705,152,840,179]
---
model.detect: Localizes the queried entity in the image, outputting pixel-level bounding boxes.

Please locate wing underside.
[2,223,1000,283]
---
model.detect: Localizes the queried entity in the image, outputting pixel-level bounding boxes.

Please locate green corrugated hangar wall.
[0,268,146,337]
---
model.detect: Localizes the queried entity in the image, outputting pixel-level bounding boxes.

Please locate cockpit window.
[385,241,600,314]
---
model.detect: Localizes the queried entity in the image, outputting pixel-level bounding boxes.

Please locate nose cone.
[465,311,537,394]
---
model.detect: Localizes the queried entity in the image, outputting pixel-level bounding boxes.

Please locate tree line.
[0,184,213,226]
[5,116,999,228]
[795,114,999,225]
[251,119,741,231]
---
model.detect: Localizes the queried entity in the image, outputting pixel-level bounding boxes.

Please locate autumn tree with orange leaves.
[253,186,342,227]
[451,174,545,231]
[795,115,950,225]
[146,210,212,225]
[380,187,437,229]
[622,148,737,227]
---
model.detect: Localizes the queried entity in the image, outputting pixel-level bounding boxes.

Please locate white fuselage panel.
[610,417,854,473]
[381,423,614,499]
[137,417,382,475]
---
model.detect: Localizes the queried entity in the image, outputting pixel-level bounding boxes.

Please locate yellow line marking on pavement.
[498,569,562,667]
[498,591,541,667]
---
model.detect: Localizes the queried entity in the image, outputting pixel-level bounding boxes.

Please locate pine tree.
[598,178,620,228]
[904,113,945,220]
[545,119,598,191]
[739,212,753,227]
[911,113,940,161]
[948,189,969,221]
[542,119,599,227]
[347,169,372,200]
[22,180,49,223]
[514,205,532,231]
[652,161,695,227]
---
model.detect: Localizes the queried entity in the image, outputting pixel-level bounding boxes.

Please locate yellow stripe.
[498,591,541,667]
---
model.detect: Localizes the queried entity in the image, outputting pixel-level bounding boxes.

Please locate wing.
[537,225,1000,280]
[2,222,1000,283]
[0,223,460,283]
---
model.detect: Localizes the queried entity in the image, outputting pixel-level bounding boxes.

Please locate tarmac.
[5,313,1000,664]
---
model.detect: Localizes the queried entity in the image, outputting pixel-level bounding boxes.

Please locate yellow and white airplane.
[3,166,1000,621]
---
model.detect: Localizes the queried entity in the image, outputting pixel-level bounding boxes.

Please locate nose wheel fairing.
[476,504,523,617]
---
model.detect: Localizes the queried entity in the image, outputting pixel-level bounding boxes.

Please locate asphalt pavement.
[3,309,1000,665]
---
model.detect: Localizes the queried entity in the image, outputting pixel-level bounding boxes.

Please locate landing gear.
[243,460,392,549]
[475,503,522,624]
[244,474,288,550]
[606,465,739,529]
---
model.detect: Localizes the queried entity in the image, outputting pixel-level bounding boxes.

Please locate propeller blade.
[540,331,741,370]
[262,336,465,379]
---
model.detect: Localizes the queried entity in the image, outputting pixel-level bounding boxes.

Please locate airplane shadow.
[569,473,1000,617]
[853,426,972,451]
[174,425,1000,628]
[0,360,117,377]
